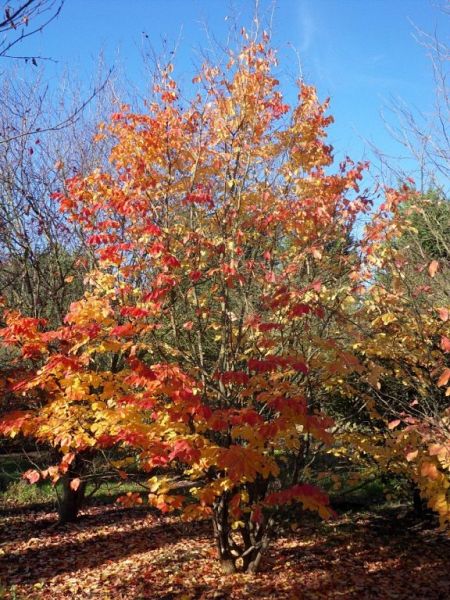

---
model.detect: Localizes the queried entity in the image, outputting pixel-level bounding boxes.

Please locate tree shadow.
[0,502,155,545]
[1,505,449,599]
[261,514,450,599]
[1,508,210,586]
[0,500,55,517]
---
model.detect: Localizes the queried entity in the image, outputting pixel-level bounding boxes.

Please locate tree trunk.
[58,476,86,524]
[212,493,272,574]
[412,485,427,517]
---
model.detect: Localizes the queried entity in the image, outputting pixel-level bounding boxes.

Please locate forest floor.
[0,500,449,600]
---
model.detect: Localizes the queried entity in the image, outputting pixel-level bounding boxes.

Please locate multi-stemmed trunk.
[212,490,273,574]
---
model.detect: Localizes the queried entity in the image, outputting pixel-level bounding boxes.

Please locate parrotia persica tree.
[2,32,374,572]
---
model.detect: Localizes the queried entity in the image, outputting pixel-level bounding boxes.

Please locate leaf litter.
[0,504,449,599]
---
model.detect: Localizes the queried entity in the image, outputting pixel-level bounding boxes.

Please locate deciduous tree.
[0,33,370,569]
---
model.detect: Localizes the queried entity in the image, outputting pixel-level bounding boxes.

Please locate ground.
[0,500,449,599]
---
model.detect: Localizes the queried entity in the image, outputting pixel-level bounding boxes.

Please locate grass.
[0,454,144,510]
[1,453,414,516]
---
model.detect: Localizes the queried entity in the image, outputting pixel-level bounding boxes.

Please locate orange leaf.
[429,444,445,457]
[70,478,81,491]
[420,462,438,480]
[437,307,449,322]
[437,368,450,387]
[428,260,439,277]
[387,419,401,430]
[406,450,418,462]
[23,469,40,484]
[440,336,450,353]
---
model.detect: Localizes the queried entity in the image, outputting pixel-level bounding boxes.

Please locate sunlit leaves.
[2,30,448,574]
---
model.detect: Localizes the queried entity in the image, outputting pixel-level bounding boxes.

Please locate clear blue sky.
[11,0,449,184]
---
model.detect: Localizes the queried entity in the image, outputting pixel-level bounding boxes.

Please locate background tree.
[0,66,116,321]
[372,8,449,193]
[0,0,64,64]
[0,63,119,521]
[339,188,450,527]
[336,6,450,521]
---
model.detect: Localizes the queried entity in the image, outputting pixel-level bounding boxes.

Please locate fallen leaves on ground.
[0,503,449,599]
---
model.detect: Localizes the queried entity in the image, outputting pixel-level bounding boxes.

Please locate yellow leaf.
[381,313,397,325]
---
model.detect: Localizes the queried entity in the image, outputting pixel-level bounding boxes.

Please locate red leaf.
[258,322,282,332]
[189,270,202,282]
[216,371,250,385]
[0,411,30,435]
[162,254,181,268]
[111,323,135,337]
[169,440,201,463]
[120,306,150,318]
[290,360,308,374]
[143,223,162,236]
[290,303,311,317]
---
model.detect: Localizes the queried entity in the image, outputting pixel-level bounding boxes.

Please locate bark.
[57,475,86,524]
[412,485,427,517]
[212,492,273,574]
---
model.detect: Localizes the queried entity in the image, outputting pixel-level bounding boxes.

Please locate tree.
[0,64,117,521]
[349,5,450,521]
[0,1,64,64]
[372,9,449,193]
[0,66,114,322]
[340,187,450,527]
[0,33,370,570]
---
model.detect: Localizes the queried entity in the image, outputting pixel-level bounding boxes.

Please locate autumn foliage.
[1,32,449,573]
[346,191,450,527]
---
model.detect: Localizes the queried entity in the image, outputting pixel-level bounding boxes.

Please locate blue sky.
[10,0,448,185]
